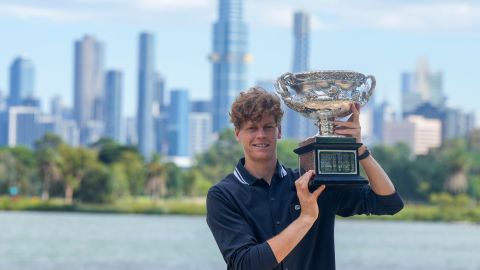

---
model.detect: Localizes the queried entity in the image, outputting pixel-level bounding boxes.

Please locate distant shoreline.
[1,196,479,223]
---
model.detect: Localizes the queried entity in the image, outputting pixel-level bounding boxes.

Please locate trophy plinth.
[296,137,367,190]
[276,70,376,189]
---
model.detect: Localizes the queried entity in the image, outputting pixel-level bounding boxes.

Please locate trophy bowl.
[275,70,375,136]
[275,70,376,187]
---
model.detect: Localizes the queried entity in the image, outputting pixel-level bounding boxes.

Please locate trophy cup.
[275,70,376,189]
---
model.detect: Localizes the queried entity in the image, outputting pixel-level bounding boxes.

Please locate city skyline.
[0,0,479,125]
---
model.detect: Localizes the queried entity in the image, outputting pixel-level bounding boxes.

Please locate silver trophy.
[275,70,376,187]
[276,70,375,136]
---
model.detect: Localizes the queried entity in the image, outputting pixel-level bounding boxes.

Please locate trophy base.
[308,175,368,192]
[294,136,368,190]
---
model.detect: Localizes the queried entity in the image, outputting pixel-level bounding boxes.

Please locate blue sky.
[0,0,479,124]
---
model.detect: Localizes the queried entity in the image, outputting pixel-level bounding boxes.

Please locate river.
[0,212,479,270]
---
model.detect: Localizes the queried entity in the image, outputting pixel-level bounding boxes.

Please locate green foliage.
[277,139,298,169]
[117,151,145,196]
[77,164,112,203]
[34,133,63,200]
[193,129,243,185]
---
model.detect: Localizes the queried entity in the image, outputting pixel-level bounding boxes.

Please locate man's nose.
[256,128,267,137]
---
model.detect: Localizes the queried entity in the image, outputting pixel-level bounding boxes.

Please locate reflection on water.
[0,212,479,270]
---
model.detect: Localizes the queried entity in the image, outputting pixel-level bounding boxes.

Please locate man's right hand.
[294,170,326,222]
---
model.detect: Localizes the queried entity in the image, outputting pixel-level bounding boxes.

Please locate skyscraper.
[9,56,34,106]
[284,11,314,139]
[210,0,251,133]
[152,73,168,154]
[137,32,155,159]
[105,70,123,143]
[168,89,190,157]
[190,100,213,156]
[401,58,445,116]
[6,106,39,148]
[73,35,105,144]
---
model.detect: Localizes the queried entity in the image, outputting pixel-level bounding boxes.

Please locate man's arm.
[358,145,395,195]
[267,170,325,263]
[334,103,404,216]
[335,103,396,195]
[207,187,278,270]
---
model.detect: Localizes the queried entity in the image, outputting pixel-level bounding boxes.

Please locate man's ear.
[277,125,282,139]
[234,128,240,141]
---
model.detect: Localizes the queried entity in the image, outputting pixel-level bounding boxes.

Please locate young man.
[206,87,404,270]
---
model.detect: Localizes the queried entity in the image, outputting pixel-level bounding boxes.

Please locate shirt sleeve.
[206,186,278,270]
[334,185,404,217]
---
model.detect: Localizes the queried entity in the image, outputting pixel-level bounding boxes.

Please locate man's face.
[235,113,282,164]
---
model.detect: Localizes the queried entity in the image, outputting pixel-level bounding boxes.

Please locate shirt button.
[270,197,275,201]
[276,221,280,225]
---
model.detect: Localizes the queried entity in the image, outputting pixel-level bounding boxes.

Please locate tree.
[145,155,167,200]
[118,151,145,196]
[277,139,298,169]
[58,145,97,203]
[92,137,140,165]
[194,129,243,185]
[438,139,470,194]
[9,147,37,196]
[35,133,63,200]
[0,150,17,195]
[77,163,112,203]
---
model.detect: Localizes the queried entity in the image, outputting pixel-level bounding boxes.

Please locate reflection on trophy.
[275,70,376,188]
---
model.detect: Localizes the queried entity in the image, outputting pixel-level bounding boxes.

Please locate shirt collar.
[234,158,288,186]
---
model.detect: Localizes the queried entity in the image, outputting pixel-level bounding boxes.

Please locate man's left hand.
[333,103,361,143]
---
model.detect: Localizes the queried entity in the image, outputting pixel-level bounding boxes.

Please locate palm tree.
[145,155,167,200]
[59,145,97,204]
[35,133,63,200]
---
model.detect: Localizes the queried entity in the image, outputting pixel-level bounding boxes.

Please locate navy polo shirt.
[206,158,404,270]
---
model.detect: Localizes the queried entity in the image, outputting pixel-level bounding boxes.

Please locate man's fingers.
[296,170,315,188]
[351,103,360,122]
[312,185,326,198]
[334,121,359,128]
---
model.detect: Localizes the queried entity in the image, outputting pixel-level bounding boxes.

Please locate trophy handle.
[358,75,376,106]
[275,72,294,98]
[365,75,375,100]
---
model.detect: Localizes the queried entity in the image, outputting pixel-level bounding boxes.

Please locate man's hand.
[295,170,326,222]
[267,170,326,263]
[334,103,361,143]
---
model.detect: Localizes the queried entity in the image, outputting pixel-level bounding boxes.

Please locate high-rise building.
[284,11,315,139]
[125,117,137,146]
[73,35,105,144]
[190,100,213,156]
[0,90,6,111]
[401,58,445,116]
[137,32,155,159]
[384,115,442,155]
[152,73,168,154]
[9,56,34,106]
[210,0,251,133]
[105,70,123,143]
[6,106,39,148]
[168,89,190,157]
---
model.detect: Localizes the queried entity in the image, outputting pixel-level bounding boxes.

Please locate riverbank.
[1,196,479,222]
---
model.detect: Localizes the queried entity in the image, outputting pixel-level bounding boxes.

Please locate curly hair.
[229,87,284,129]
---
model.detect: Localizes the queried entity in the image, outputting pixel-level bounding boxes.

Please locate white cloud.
[137,0,211,10]
[0,0,478,33]
[341,2,480,32]
[0,3,101,21]
[245,0,480,34]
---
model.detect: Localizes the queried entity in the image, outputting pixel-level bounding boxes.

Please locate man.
[206,87,404,270]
